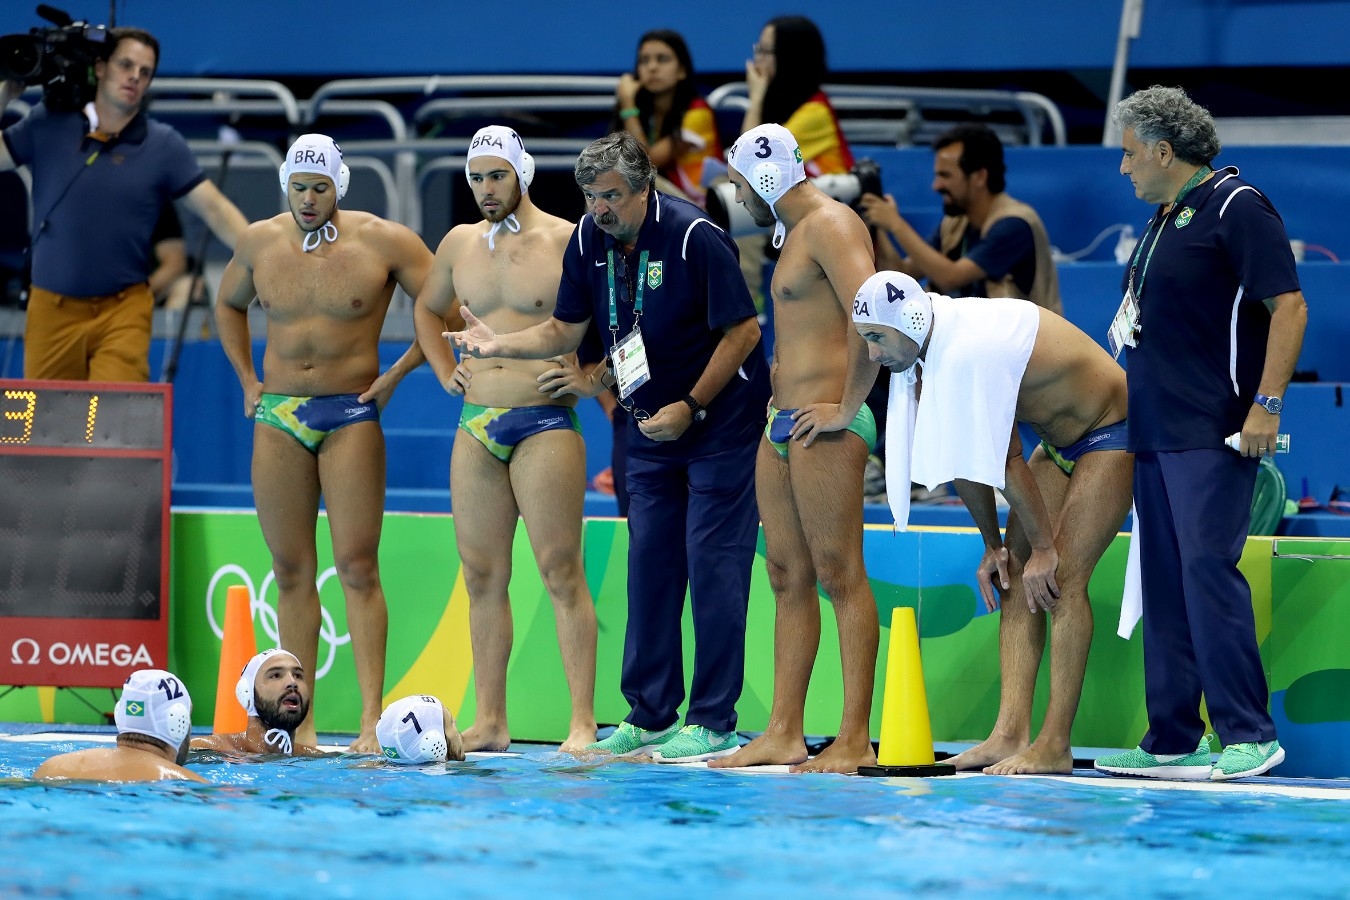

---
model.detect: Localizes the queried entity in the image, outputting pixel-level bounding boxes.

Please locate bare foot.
[791,736,876,774]
[945,735,1028,771]
[461,723,511,753]
[347,730,380,755]
[983,741,1072,775]
[559,723,598,754]
[708,732,808,769]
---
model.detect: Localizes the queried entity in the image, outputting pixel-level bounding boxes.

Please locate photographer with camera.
[0,23,248,382]
[859,123,1062,315]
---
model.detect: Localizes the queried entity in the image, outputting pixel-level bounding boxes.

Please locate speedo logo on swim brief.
[1087,432,1113,445]
[344,408,367,418]
[539,416,566,427]
[124,701,145,716]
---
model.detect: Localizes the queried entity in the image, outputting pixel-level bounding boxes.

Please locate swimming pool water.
[2,735,1349,898]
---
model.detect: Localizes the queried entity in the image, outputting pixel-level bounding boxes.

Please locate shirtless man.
[215,134,433,754]
[414,126,597,753]
[852,271,1133,775]
[192,649,325,757]
[711,124,882,775]
[35,669,204,783]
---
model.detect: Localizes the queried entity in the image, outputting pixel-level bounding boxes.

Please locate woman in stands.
[741,15,853,177]
[613,29,722,208]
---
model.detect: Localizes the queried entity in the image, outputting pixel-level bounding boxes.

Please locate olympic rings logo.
[204,564,351,680]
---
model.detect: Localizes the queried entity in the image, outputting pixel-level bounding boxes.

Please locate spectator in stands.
[448,132,770,764]
[736,15,854,306]
[710,125,880,775]
[613,29,722,208]
[35,669,205,782]
[214,134,432,755]
[148,201,187,305]
[0,28,248,381]
[1095,86,1305,782]
[414,125,598,753]
[848,271,1133,776]
[859,123,1062,314]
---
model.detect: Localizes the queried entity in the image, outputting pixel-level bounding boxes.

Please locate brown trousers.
[24,283,154,382]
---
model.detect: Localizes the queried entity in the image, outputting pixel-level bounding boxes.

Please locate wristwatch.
[683,394,707,422]
[1253,393,1283,415]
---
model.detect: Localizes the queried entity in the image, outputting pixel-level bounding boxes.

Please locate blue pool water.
[3,734,1349,898]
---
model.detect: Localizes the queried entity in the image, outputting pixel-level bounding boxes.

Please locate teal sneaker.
[1094,734,1214,780]
[585,722,677,757]
[1211,740,1284,781]
[651,725,739,764]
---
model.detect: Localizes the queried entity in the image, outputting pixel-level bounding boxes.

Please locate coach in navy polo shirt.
[1095,87,1306,783]
[0,27,247,381]
[450,131,769,763]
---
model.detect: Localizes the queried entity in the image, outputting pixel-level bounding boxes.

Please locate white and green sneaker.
[651,725,739,764]
[1094,734,1214,780]
[1212,740,1284,781]
[585,722,678,757]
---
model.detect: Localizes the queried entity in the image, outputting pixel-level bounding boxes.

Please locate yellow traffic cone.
[859,605,955,777]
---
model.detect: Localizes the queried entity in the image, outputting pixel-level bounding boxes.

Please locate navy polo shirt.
[1122,167,1301,452]
[3,103,206,297]
[554,191,770,458]
[928,217,1034,297]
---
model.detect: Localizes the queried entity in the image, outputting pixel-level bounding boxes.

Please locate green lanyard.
[1128,165,1212,299]
[607,248,647,340]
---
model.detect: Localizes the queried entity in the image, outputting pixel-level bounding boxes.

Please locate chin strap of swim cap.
[483,214,521,252]
[303,222,339,252]
[263,728,294,755]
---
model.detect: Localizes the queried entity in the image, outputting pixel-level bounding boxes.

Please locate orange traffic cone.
[212,584,257,733]
[859,605,955,777]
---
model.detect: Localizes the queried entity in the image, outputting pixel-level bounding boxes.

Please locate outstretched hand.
[444,307,501,359]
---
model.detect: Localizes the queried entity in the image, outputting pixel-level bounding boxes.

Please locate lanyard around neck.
[1128,164,1212,299]
[607,248,647,338]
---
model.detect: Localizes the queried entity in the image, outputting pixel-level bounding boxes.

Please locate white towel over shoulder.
[886,295,1039,529]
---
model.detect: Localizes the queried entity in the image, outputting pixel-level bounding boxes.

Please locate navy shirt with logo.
[1122,167,1300,452]
[3,103,205,297]
[554,191,770,458]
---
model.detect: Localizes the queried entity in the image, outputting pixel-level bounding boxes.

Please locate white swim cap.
[115,668,193,748]
[235,648,301,717]
[853,271,933,349]
[279,133,349,200]
[465,125,535,193]
[377,695,452,764]
[727,123,806,249]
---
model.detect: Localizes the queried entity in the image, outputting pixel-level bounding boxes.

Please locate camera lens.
[0,34,44,81]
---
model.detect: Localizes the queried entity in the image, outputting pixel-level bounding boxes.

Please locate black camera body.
[0,5,108,113]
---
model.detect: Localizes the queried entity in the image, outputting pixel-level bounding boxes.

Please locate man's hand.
[637,401,693,442]
[975,544,1011,613]
[358,370,400,409]
[857,193,903,233]
[444,360,472,396]
[244,381,264,419]
[537,355,600,399]
[1022,546,1061,612]
[789,403,850,447]
[1238,405,1280,457]
[445,307,501,358]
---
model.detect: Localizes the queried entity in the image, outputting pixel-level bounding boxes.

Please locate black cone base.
[858,762,957,777]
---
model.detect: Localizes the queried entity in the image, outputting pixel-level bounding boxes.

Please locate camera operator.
[0,26,248,382]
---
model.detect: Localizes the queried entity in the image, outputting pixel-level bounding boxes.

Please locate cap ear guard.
[899,295,932,344]
[750,162,783,202]
[520,151,534,192]
[235,670,253,714]
[162,701,192,745]
[419,730,449,763]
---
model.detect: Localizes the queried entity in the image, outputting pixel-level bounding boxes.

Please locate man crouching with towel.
[854,271,1133,775]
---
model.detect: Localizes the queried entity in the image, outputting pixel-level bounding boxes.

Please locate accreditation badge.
[1107,287,1142,359]
[613,327,651,400]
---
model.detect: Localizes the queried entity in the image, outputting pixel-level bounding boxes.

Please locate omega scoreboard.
[0,380,172,687]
